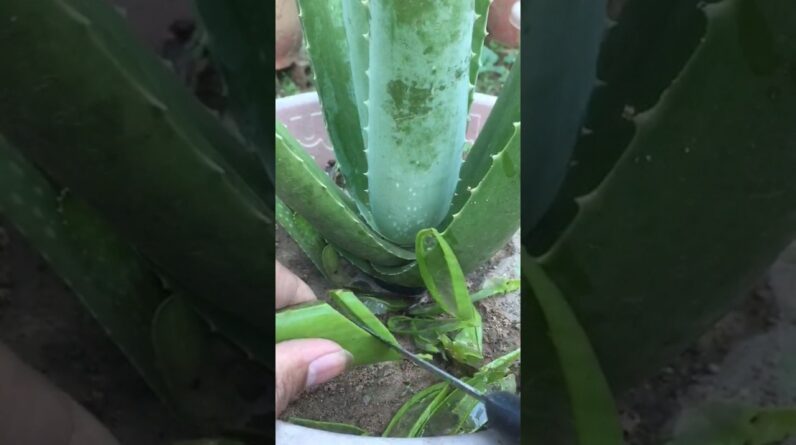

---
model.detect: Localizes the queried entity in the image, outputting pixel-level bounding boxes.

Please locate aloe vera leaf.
[296,0,369,210]
[192,0,275,184]
[445,315,484,367]
[276,301,400,366]
[342,0,370,148]
[276,197,328,277]
[276,122,414,266]
[445,58,521,228]
[438,124,520,275]
[409,277,520,317]
[528,0,708,254]
[359,295,411,316]
[529,0,796,394]
[523,251,624,445]
[424,374,515,436]
[0,0,274,330]
[329,290,399,345]
[150,294,250,422]
[367,0,476,245]
[188,296,272,368]
[372,123,520,287]
[289,418,370,436]
[521,0,607,233]
[386,348,520,437]
[413,334,442,354]
[416,228,474,321]
[666,403,796,445]
[406,384,456,438]
[322,245,355,287]
[71,0,273,206]
[383,382,450,437]
[468,0,491,108]
[386,316,466,336]
[0,136,170,401]
[151,296,209,394]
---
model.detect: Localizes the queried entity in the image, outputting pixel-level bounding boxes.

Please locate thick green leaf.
[359,295,412,316]
[0,0,274,331]
[527,0,708,253]
[192,0,275,186]
[329,289,399,345]
[276,122,413,266]
[276,301,400,366]
[384,348,520,437]
[151,296,208,393]
[415,228,474,321]
[0,135,170,402]
[372,124,520,287]
[523,251,624,445]
[445,59,521,228]
[341,0,370,148]
[276,197,328,278]
[367,0,476,245]
[383,382,451,437]
[409,278,520,317]
[527,0,796,397]
[296,0,369,211]
[520,0,607,234]
[468,0,492,108]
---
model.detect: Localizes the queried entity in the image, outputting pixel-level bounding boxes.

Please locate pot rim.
[276,420,511,444]
[275,91,497,109]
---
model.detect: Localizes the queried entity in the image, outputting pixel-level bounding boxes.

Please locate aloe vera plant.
[518,0,796,442]
[276,0,521,289]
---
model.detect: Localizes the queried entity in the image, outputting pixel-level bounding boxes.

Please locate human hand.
[275,261,352,416]
[0,342,120,445]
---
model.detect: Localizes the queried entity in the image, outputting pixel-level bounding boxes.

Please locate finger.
[0,343,120,445]
[275,339,352,416]
[275,261,316,309]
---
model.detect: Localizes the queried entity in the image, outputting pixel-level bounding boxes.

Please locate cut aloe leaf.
[276,300,400,366]
[384,348,520,437]
[329,289,399,346]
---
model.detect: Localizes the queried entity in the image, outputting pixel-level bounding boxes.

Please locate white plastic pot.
[274,92,506,443]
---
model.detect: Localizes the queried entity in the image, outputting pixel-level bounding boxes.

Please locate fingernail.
[306,350,353,389]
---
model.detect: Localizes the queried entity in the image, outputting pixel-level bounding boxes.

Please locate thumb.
[275,339,353,416]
